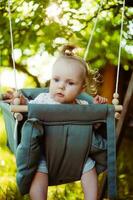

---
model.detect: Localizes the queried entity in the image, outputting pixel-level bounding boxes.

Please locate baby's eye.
[53,78,59,82]
[68,82,74,86]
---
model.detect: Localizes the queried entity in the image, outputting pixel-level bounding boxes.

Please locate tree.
[0,0,132,87]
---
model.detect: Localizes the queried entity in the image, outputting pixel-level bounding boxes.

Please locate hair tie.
[62,45,76,56]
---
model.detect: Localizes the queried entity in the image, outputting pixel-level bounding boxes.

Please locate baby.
[2,45,107,200]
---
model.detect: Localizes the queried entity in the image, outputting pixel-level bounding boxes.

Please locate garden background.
[0,0,133,199]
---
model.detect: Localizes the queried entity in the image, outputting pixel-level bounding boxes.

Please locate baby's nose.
[58,82,65,89]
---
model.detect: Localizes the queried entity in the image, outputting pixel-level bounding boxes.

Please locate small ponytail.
[61,45,76,56]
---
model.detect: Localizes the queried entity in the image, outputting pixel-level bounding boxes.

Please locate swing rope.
[84,0,104,60]
[8,0,18,91]
[7,0,24,142]
[112,0,125,117]
[115,0,125,95]
[83,0,124,117]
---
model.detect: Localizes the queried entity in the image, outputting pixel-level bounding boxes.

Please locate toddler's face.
[49,58,86,103]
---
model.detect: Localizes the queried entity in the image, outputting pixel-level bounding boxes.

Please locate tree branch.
[9,55,41,87]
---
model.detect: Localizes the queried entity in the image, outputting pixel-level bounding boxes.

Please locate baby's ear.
[81,84,87,92]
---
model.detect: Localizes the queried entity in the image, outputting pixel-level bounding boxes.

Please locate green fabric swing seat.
[0,88,117,199]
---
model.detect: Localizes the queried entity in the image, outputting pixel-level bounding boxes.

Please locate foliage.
[0,0,133,87]
[48,183,83,200]
[117,138,133,200]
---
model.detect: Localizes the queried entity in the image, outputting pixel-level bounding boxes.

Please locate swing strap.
[107,106,117,198]
[0,102,16,153]
[15,103,116,198]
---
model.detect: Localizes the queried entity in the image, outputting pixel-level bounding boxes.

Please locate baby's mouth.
[56,92,64,97]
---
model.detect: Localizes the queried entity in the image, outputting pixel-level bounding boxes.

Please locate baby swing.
[0,0,124,199]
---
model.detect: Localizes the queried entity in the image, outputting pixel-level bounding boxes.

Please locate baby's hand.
[2,90,15,103]
[3,90,27,105]
[93,95,108,129]
[93,95,108,104]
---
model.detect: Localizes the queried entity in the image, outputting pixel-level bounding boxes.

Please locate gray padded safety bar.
[28,104,107,123]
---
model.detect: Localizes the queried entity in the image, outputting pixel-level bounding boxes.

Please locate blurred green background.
[0,0,133,199]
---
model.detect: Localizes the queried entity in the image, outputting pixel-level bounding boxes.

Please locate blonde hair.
[56,45,99,96]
